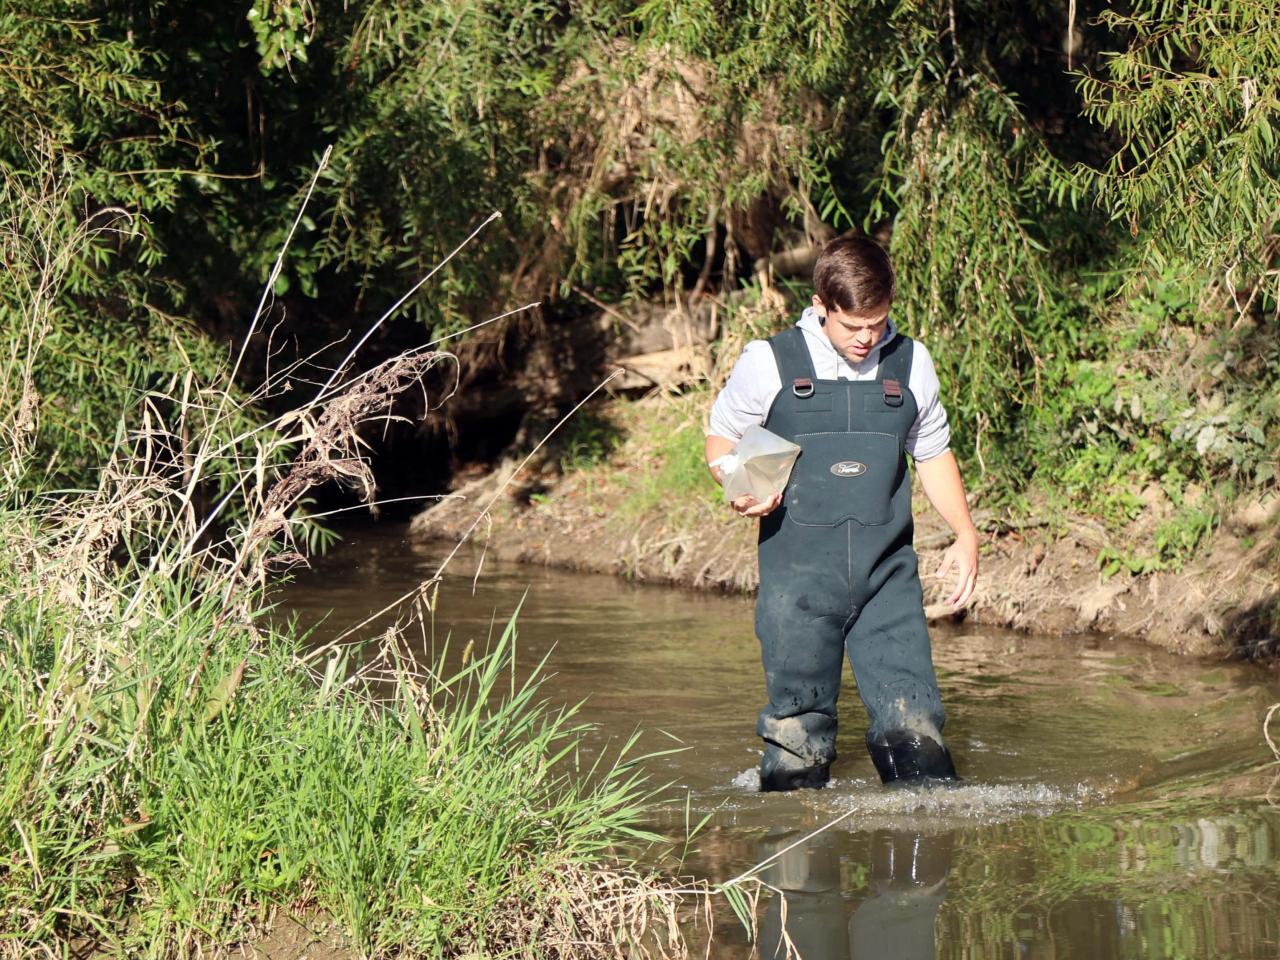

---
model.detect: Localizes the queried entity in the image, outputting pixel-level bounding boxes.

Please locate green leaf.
[203,660,247,724]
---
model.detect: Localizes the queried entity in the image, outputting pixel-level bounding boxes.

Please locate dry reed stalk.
[313,211,501,401]
[325,368,625,648]
[1266,703,1279,762]
[484,862,694,960]
[233,351,451,588]
[1268,705,1280,808]
[156,300,537,602]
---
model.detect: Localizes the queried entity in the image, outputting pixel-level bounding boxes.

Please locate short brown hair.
[813,236,895,313]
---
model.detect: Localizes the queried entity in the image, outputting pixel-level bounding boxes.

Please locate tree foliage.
[1079,0,1280,300]
[0,5,225,487]
[2,0,1276,524]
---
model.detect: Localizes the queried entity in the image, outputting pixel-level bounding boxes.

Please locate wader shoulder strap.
[876,332,914,408]
[767,326,818,384]
[876,332,914,384]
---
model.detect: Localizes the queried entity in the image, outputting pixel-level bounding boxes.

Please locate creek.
[284,523,1280,960]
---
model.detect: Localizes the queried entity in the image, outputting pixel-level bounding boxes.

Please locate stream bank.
[409,394,1280,662]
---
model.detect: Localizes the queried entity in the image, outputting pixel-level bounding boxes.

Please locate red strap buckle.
[792,378,815,398]
[883,379,904,406]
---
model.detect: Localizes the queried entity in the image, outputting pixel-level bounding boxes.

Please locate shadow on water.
[283,523,1280,960]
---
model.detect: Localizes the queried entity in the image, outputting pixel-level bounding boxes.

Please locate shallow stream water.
[284,523,1280,960]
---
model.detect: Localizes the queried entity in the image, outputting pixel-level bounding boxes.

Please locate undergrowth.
[0,160,691,958]
[1008,270,1279,572]
[0,565,681,957]
[591,397,721,524]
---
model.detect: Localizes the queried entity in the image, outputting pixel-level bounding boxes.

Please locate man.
[706,236,979,791]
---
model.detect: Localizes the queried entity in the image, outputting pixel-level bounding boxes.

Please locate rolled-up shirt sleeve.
[708,340,777,441]
[905,342,951,461]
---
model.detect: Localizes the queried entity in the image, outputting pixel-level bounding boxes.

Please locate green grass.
[558,409,625,474]
[0,550,679,956]
[593,397,720,523]
[624,419,720,521]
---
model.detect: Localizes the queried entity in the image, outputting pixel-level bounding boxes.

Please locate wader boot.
[755,327,959,791]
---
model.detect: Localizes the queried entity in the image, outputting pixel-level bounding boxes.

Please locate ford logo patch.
[830,461,867,477]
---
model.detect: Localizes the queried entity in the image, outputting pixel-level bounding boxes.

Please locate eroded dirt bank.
[410,398,1280,663]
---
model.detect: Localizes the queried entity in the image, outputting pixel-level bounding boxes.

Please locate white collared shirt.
[708,307,951,461]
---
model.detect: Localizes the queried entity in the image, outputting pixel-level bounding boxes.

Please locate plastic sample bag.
[721,424,801,503]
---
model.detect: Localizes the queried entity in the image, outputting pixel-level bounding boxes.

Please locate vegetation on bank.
[0,171,688,957]
[1,561,683,956]
[553,275,1276,580]
[3,1,1276,601]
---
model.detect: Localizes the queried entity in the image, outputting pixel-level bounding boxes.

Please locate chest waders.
[755,326,959,791]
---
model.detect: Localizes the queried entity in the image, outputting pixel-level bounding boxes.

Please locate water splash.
[825,778,1096,821]
[726,767,1097,826]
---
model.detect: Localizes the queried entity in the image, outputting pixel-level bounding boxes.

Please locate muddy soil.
[234,913,353,960]
[409,402,1280,662]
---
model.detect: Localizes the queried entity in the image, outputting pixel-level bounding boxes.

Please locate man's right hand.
[730,491,782,517]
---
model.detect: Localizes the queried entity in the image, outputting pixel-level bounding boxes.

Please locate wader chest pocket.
[786,432,900,527]
[793,389,833,413]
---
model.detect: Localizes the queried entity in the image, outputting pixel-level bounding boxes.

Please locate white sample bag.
[721,424,801,503]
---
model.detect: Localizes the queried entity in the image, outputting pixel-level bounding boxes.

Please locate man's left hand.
[935,532,979,609]
[730,491,782,518]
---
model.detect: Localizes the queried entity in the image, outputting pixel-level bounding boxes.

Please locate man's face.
[812,295,890,363]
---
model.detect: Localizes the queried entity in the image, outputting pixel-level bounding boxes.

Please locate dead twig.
[1266,703,1279,762]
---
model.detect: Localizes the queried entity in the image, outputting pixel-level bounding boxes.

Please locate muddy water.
[284,523,1280,960]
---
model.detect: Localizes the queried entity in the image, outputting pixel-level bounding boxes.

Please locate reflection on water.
[283,524,1280,960]
[705,808,1280,960]
[759,829,951,960]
